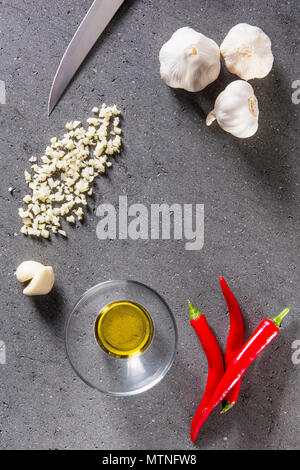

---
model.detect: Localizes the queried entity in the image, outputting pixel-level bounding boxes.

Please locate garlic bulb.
[206,80,259,138]
[220,23,273,80]
[159,27,221,92]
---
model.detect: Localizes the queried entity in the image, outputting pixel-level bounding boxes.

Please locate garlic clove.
[220,23,274,80]
[159,27,221,92]
[23,266,54,295]
[15,260,44,282]
[16,260,55,295]
[206,80,259,138]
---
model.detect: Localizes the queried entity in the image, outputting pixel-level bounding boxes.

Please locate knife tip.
[48,97,54,116]
[48,81,57,115]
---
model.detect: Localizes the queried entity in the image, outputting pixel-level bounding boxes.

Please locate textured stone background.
[0,0,299,450]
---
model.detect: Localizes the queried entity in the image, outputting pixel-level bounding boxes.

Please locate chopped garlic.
[73,121,81,129]
[23,195,32,204]
[19,104,122,238]
[24,170,31,183]
[87,117,100,126]
[58,229,67,237]
[41,229,50,239]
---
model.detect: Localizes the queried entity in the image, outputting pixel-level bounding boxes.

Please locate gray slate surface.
[0,0,299,450]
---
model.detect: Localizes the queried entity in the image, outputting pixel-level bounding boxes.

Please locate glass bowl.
[64,280,178,396]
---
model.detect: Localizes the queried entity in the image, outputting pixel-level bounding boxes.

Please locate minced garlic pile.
[19,104,122,238]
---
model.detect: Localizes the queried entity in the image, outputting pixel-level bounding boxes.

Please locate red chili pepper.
[219,276,245,413]
[189,303,224,417]
[191,307,290,443]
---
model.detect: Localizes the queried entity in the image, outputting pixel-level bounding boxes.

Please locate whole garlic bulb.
[220,23,273,80]
[206,80,259,138]
[159,27,221,92]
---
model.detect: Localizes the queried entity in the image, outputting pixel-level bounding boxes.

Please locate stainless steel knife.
[48,0,125,115]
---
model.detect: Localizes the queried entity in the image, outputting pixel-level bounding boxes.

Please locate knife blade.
[48,0,125,115]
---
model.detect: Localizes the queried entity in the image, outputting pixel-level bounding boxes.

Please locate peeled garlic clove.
[159,27,221,92]
[15,260,44,282]
[220,23,273,80]
[206,80,259,138]
[16,260,55,295]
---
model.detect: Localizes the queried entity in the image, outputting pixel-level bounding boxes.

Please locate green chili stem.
[220,401,234,414]
[270,307,290,328]
[189,302,203,321]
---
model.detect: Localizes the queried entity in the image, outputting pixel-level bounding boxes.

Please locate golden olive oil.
[95,300,153,358]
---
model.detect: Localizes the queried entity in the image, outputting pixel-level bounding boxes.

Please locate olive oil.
[95,300,153,359]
